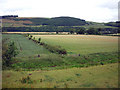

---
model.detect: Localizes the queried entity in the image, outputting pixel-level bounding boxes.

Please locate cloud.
[98,0,118,9]
[0,0,119,22]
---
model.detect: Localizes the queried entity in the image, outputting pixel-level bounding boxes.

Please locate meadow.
[3,63,118,88]
[33,35,118,55]
[2,34,50,58]
[2,33,119,88]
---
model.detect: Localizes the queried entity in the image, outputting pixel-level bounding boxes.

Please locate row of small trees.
[25,34,67,55]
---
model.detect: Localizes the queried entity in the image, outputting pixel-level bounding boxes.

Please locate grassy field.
[33,35,118,55]
[2,34,118,70]
[2,34,118,88]
[2,34,50,58]
[2,63,118,88]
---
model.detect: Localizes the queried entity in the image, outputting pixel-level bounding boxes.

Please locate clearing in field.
[33,35,118,55]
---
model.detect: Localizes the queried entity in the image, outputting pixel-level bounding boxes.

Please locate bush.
[20,76,33,84]
[2,39,19,67]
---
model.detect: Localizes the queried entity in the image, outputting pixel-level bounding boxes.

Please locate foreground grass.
[33,35,118,55]
[2,63,118,88]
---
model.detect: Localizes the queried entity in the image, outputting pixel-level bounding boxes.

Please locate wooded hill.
[2,16,119,34]
[9,16,87,26]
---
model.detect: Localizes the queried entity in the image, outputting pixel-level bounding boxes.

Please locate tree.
[56,31,59,34]
[70,30,74,34]
[87,27,96,35]
[38,38,41,43]
[33,37,35,40]
[69,28,75,34]
[29,35,33,40]
[76,27,85,34]
[2,39,19,67]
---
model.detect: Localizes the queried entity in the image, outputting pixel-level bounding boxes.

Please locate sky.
[0,0,119,22]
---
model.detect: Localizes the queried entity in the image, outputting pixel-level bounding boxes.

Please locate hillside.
[2,16,118,34]
[2,16,118,28]
[2,16,87,27]
[42,16,87,26]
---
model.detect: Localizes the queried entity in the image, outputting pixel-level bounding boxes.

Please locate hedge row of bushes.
[25,34,67,55]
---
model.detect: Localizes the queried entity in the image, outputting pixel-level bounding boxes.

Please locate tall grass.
[12,52,118,71]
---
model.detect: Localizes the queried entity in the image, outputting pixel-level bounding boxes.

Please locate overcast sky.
[0,0,119,22]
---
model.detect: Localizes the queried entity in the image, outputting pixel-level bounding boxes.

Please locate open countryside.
[2,16,119,88]
[33,35,118,54]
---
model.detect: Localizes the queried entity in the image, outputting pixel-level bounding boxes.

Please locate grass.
[2,63,118,88]
[2,34,118,70]
[2,33,119,88]
[2,34,50,58]
[33,35,118,55]
[10,52,118,71]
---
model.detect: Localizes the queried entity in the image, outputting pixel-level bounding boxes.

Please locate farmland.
[33,35,118,55]
[2,34,50,58]
[2,33,119,88]
[3,63,118,88]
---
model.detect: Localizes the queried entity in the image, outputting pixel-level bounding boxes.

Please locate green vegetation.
[11,51,118,70]
[34,35,118,54]
[42,16,87,26]
[2,33,119,88]
[2,34,50,58]
[2,38,19,68]
[2,63,118,88]
[2,26,118,35]
[2,16,119,88]
[2,34,118,71]
[2,16,118,35]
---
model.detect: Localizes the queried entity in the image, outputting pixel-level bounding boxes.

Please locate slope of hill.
[2,16,87,26]
[13,17,50,25]
[42,16,87,26]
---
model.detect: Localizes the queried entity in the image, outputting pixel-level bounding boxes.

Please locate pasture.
[2,33,119,88]
[2,34,118,70]
[2,63,118,88]
[2,34,50,58]
[33,35,118,55]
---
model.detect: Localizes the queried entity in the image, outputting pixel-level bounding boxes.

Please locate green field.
[2,34,119,88]
[2,63,118,88]
[33,35,118,55]
[2,34,50,58]
[2,34,118,70]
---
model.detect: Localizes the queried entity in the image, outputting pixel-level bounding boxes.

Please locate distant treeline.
[2,26,118,34]
[105,21,120,27]
[2,15,18,18]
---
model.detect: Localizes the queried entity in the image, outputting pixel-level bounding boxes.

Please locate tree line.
[25,34,67,55]
[3,26,118,35]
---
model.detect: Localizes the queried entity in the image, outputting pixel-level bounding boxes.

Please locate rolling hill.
[2,16,87,26]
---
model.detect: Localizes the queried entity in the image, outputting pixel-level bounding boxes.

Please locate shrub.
[2,39,19,67]
[20,76,33,84]
[38,38,41,43]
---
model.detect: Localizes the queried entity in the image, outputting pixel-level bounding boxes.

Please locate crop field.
[2,63,118,88]
[2,34,50,58]
[33,35,118,55]
[2,32,68,35]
